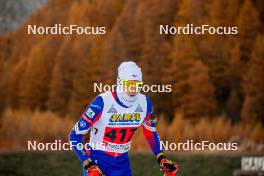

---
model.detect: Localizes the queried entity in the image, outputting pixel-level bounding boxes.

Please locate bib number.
[104,127,137,143]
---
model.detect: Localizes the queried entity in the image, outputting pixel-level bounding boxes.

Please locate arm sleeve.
[142,96,163,156]
[69,95,104,164]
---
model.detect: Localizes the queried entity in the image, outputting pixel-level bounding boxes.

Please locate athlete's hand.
[83,159,104,176]
[161,159,179,176]
[157,154,180,176]
[87,165,104,176]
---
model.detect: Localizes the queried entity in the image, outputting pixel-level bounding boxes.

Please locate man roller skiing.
[69,61,179,176]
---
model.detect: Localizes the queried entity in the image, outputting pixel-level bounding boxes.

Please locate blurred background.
[0,0,263,175]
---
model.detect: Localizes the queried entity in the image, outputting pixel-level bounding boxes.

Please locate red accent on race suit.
[103,151,123,157]
[111,91,117,100]
[82,112,102,124]
[82,114,93,123]
[93,112,102,122]
[86,149,91,156]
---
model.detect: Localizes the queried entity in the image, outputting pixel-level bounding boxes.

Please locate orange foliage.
[0,109,74,149]
[0,0,263,152]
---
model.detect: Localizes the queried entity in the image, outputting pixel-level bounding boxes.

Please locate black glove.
[157,153,180,173]
[83,159,104,176]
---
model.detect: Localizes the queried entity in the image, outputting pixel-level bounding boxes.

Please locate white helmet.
[117,61,142,85]
[116,61,142,107]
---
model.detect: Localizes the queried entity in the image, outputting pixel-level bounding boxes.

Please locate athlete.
[69,61,179,176]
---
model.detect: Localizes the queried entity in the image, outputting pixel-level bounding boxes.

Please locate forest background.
[0,0,263,152]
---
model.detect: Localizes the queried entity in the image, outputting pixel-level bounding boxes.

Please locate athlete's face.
[125,86,137,96]
[121,80,143,97]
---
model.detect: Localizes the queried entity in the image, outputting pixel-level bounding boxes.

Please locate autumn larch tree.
[19,44,52,110]
[242,34,264,124]
[169,35,217,118]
